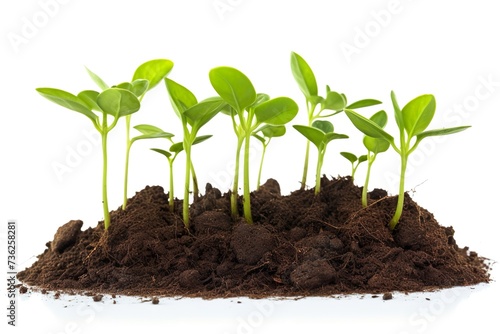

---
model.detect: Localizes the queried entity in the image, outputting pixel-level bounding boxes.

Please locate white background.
[1,0,498,333]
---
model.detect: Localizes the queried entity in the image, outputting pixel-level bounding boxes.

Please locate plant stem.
[183,138,192,229]
[191,161,199,202]
[231,136,243,220]
[389,153,408,230]
[314,146,325,195]
[243,133,253,224]
[300,140,311,190]
[122,115,132,210]
[168,158,175,213]
[256,142,267,190]
[101,129,110,230]
[362,153,374,207]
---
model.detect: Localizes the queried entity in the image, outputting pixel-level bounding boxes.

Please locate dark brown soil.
[17,176,490,298]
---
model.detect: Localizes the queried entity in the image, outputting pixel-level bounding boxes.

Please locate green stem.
[256,142,267,190]
[314,146,325,195]
[231,136,243,220]
[122,115,132,210]
[183,139,192,229]
[362,153,374,207]
[300,102,316,190]
[168,158,175,213]
[243,133,253,224]
[101,129,110,230]
[191,161,199,202]
[389,153,408,230]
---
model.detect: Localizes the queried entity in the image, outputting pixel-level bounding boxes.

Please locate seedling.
[345,92,470,229]
[360,110,390,207]
[151,135,211,213]
[293,120,348,194]
[340,152,367,180]
[209,66,298,224]
[165,78,226,228]
[252,125,286,190]
[36,87,140,229]
[290,51,381,190]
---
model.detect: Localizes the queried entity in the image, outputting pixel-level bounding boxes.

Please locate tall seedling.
[165,78,226,228]
[252,125,286,190]
[37,87,140,229]
[209,67,298,223]
[345,92,470,229]
[290,52,381,190]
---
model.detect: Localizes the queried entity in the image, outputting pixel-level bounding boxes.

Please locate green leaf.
[96,88,140,118]
[256,124,286,138]
[324,132,348,143]
[340,152,357,163]
[308,95,324,105]
[344,109,394,143]
[133,124,174,140]
[249,93,270,109]
[322,90,346,111]
[130,79,149,97]
[133,59,174,91]
[77,90,102,112]
[169,134,212,153]
[363,135,390,154]
[358,155,368,163]
[293,125,325,148]
[85,67,109,90]
[209,66,256,112]
[151,148,172,159]
[165,78,197,119]
[252,133,266,145]
[416,126,470,142]
[312,120,334,133]
[370,110,388,128]
[346,99,382,109]
[402,94,436,138]
[391,91,404,132]
[254,97,299,125]
[36,88,98,123]
[290,52,318,97]
[184,97,226,129]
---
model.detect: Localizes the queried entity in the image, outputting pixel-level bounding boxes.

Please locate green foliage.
[340,152,367,180]
[210,66,298,223]
[345,92,470,229]
[294,120,348,194]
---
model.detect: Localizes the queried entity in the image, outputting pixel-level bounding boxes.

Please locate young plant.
[340,152,367,180]
[209,66,299,224]
[360,110,390,207]
[151,135,211,213]
[36,87,140,229]
[290,51,381,190]
[252,125,286,190]
[293,120,348,194]
[87,60,174,210]
[345,92,470,229]
[165,78,226,228]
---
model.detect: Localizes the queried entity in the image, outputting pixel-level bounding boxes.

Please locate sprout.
[252,125,286,190]
[345,92,470,229]
[165,78,226,228]
[360,110,390,207]
[209,66,298,224]
[290,51,381,190]
[36,87,140,229]
[293,120,348,194]
[340,152,367,180]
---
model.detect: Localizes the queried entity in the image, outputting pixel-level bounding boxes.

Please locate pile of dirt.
[17,177,490,298]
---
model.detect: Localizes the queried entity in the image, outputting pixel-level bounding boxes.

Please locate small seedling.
[345,92,470,229]
[293,120,348,194]
[360,110,390,207]
[340,152,367,180]
[37,87,140,229]
[252,125,286,190]
[290,51,381,190]
[151,135,211,213]
[209,66,298,223]
[165,78,226,228]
